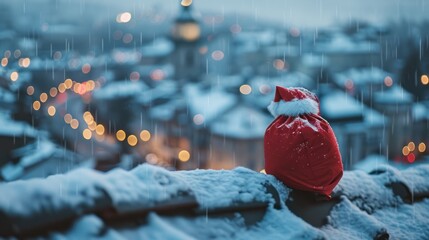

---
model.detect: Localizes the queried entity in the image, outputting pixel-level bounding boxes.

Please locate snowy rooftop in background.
[374,85,413,105]
[210,105,272,139]
[233,30,276,46]
[320,91,363,120]
[149,97,185,121]
[140,38,174,58]
[184,84,237,125]
[0,87,15,104]
[413,103,429,121]
[29,54,107,70]
[320,90,386,126]
[137,80,178,106]
[0,163,428,239]
[0,114,38,137]
[315,34,380,54]
[93,81,148,100]
[1,140,56,181]
[334,67,393,87]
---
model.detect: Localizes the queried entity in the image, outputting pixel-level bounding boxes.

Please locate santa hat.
[267,86,320,117]
[264,86,343,198]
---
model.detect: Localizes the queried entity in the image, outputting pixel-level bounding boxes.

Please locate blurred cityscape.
[0,0,429,182]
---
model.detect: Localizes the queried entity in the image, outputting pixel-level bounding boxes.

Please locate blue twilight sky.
[7,0,429,28]
[149,0,429,27]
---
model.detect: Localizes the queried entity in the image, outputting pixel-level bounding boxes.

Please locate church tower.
[171,1,202,83]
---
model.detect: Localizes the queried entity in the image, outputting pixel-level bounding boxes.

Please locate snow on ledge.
[0,164,428,239]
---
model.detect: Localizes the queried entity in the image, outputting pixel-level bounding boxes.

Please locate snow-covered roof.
[1,163,429,239]
[110,49,142,65]
[149,97,185,121]
[413,103,429,121]
[0,141,56,181]
[0,115,38,137]
[184,84,237,124]
[210,105,272,139]
[374,85,413,105]
[29,54,107,71]
[334,67,393,87]
[315,34,380,54]
[140,38,174,58]
[320,91,363,120]
[0,88,15,104]
[363,108,386,126]
[301,54,329,68]
[136,80,178,106]
[233,30,276,46]
[93,81,148,100]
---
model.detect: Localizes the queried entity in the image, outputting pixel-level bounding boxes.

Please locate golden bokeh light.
[58,83,66,93]
[73,83,80,93]
[74,83,87,95]
[21,58,30,68]
[10,71,18,81]
[239,84,252,95]
[116,130,126,141]
[33,101,41,111]
[40,93,48,103]
[49,87,58,97]
[87,80,95,91]
[95,124,105,135]
[83,129,92,140]
[418,142,426,153]
[88,121,97,131]
[47,106,56,116]
[64,79,73,89]
[1,58,8,67]
[402,146,410,156]
[64,113,72,124]
[421,75,429,85]
[83,111,94,124]
[70,119,79,129]
[408,142,415,152]
[140,130,151,142]
[127,135,138,146]
[178,150,190,162]
[181,0,192,7]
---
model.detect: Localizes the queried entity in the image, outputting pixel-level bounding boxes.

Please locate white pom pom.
[267,98,319,117]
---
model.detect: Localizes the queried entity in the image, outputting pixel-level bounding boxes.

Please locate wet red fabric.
[264,87,343,197]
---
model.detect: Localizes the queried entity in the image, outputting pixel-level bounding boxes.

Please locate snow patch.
[268,98,319,117]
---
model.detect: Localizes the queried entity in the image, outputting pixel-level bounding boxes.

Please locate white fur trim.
[267,98,319,117]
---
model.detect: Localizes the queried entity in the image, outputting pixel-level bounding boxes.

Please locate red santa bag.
[264,86,343,197]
